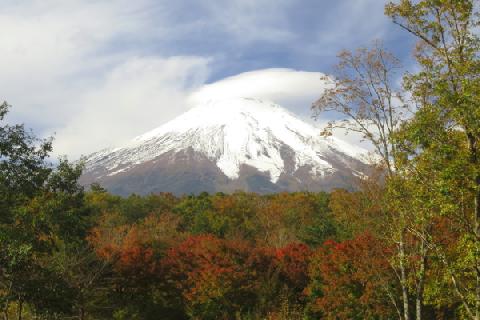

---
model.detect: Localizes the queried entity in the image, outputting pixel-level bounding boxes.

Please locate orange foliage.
[161,234,312,318]
[307,233,397,319]
[161,235,258,318]
[88,211,184,276]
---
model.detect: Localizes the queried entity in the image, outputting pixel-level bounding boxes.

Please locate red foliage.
[161,235,313,317]
[275,243,311,291]
[116,227,157,275]
[160,235,259,317]
[307,233,397,319]
[89,223,158,277]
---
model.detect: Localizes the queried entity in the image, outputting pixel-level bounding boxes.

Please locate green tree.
[385,1,480,318]
[0,101,54,318]
[0,103,93,319]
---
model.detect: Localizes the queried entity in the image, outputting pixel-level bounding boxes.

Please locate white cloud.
[0,0,200,158]
[0,0,157,130]
[189,68,332,114]
[53,56,210,158]
[188,68,373,151]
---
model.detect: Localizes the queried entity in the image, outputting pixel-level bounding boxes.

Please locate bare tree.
[312,42,422,320]
[313,41,409,175]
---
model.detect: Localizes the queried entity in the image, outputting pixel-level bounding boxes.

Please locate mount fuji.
[80,97,372,195]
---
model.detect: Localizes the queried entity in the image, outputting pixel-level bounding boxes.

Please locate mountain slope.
[80,98,372,195]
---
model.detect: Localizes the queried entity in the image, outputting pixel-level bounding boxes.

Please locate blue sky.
[0,0,416,157]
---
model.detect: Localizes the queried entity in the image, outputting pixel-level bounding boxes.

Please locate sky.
[0,0,416,158]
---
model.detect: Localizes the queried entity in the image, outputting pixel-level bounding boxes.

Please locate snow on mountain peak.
[85,97,370,183]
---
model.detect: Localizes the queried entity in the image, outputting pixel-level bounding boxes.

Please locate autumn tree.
[312,41,430,318]
[306,233,399,320]
[313,41,408,175]
[88,207,186,319]
[256,192,334,248]
[385,0,480,318]
[161,235,257,319]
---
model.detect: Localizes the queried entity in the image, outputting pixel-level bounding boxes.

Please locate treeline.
[0,161,470,320]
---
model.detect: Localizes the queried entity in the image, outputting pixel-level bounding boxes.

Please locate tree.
[161,235,257,319]
[306,233,399,320]
[385,1,480,318]
[0,103,93,319]
[312,43,424,319]
[313,41,409,175]
[0,101,54,318]
[256,193,334,248]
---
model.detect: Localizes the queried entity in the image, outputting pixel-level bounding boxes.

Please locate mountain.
[80,97,372,195]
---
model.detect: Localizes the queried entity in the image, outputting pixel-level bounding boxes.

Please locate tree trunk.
[468,134,480,320]
[415,238,427,320]
[399,233,410,320]
[475,173,480,320]
[16,300,22,320]
[474,171,480,320]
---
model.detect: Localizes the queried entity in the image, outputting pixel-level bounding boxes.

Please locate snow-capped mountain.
[80,98,372,195]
